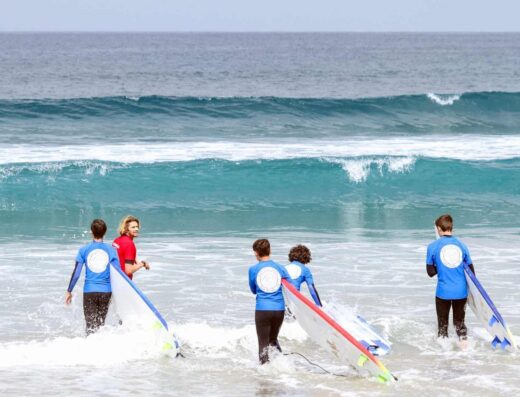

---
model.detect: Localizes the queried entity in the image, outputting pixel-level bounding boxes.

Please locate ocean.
[0,33,519,396]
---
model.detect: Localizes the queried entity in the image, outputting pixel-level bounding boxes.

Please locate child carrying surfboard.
[426,214,475,347]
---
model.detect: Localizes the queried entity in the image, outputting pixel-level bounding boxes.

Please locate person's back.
[77,240,115,293]
[249,259,288,311]
[248,239,290,364]
[426,214,475,343]
[66,219,119,335]
[285,245,322,306]
[427,235,471,300]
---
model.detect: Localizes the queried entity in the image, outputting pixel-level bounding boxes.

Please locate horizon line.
[1,30,520,34]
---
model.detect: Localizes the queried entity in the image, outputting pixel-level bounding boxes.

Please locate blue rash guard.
[426,235,473,300]
[285,261,322,306]
[67,241,119,294]
[248,260,291,311]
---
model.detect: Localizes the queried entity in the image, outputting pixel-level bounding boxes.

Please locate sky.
[1,0,519,32]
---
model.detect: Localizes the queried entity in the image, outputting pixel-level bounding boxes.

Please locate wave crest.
[328,157,415,183]
[427,93,461,106]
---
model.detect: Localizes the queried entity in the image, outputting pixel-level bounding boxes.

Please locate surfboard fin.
[357,354,368,367]
[500,338,512,350]
[377,374,388,383]
[488,315,499,327]
[162,341,173,351]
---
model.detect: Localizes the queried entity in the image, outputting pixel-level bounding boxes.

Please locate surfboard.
[109,263,181,354]
[464,264,517,351]
[282,279,396,382]
[323,301,391,356]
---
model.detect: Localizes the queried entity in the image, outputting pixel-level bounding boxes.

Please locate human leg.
[452,298,468,339]
[435,297,451,338]
[83,293,98,335]
[255,310,272,364]
[268,310,285,352]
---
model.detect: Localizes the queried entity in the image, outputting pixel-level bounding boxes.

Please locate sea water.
[0,33,519,396]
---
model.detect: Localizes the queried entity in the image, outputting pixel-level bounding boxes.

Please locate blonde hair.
[118,215,140,235]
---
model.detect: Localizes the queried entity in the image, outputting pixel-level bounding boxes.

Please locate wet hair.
[253,239,271,257]
[91,219,107,239]
[118,215,140,236]
[435,214,453,232]
[288,245,312,264]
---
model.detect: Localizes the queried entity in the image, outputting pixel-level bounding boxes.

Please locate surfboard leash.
[283,352,349,378]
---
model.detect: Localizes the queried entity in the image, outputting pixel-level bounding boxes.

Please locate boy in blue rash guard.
[248,239,291,364]
[285,244,322,306]
[426,214,475,343]
[65,219,120,335]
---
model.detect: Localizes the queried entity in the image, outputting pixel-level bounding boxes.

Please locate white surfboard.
[282,279,396,382]
[323,301,391,356]
[110,263,180,354]
[464,264,517,351]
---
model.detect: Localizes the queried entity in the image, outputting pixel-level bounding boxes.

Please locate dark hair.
[435,214,453,232]
[91,219,107,239]
[253,239,271,257]
[288,245,312,264]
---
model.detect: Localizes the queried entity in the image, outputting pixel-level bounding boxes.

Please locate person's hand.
[65,292,72,305]
[141,260,150,270]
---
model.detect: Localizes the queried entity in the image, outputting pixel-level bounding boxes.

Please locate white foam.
[1,136,520,165]
[427,93,461,106]
[330,157,415,183]
[0,161,124,180]
[0,325,171,367]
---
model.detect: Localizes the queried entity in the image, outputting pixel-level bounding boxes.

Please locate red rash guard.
[112,235,137,279]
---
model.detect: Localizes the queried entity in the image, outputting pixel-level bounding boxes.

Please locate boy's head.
[91,219,107,239]
[253,239,270,258]
[435,214,453,232]
[288,245,312,264]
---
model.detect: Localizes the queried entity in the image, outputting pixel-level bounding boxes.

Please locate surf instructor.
[66,219,119,335]
[248,239,291,364]
[113,215,150,279]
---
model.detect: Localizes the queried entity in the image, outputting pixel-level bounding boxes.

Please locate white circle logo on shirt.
[256,267,281,293]
[285,264,302,279]
[87,249,109,273]
[440,244,463,268]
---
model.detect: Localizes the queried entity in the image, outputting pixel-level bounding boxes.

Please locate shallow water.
[1,231,519,396]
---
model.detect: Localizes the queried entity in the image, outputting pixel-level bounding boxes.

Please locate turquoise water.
[2,91,520,237]
[2,157,520,237]
[1,33,519,396]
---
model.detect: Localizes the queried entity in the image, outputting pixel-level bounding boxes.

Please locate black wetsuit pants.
[83,292,112,335]
[436,297,468,339]
[255,310,284,364]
